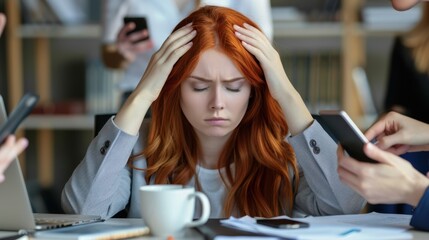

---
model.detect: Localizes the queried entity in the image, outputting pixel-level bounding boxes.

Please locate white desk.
[1,218,429,240]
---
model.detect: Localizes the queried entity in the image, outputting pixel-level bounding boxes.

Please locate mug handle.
[185,192,210,228]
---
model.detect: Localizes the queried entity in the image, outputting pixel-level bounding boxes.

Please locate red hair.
[131,6,299,217]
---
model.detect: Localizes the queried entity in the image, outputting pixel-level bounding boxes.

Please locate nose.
[210,86,225,110]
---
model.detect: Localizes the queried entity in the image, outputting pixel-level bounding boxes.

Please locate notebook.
[0,96,102,232]
[34,219,149,240]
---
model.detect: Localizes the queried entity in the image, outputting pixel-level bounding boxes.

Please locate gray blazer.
[61,118,365,219]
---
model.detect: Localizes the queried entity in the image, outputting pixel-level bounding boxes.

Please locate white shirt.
[102,0,273,92]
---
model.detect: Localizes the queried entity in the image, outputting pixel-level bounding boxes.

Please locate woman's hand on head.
[233,23,313,135]
[115,23,196,135]
[233,23,288,101]
[134,23,196,102]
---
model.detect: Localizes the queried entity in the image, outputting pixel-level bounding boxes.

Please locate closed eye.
[226,88,240,92]
[193,87,208,92]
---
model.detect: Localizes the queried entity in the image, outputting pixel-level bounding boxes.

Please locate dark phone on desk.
[256,219,309,229]
[0,93,39,143]
[319,110,377,163]
[123,16,149,42]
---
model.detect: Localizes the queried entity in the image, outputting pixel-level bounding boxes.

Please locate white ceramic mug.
[139,184,210,237]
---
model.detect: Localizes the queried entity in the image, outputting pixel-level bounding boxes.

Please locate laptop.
[0,96,102,232]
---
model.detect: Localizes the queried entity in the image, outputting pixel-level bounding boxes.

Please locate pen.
[339,228,361,236]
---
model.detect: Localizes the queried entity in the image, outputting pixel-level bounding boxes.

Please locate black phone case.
[123,16,149,41]
[0,93,39,143]
[319,110,376,163]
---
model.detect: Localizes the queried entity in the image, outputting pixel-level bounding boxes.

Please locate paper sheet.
[220,212,413,240]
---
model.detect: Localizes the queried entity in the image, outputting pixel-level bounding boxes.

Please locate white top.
[102,0,273,92]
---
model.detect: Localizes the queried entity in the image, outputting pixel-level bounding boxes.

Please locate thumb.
[363,143,394,165]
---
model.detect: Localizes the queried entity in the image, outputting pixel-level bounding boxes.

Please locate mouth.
[205,118,229,125]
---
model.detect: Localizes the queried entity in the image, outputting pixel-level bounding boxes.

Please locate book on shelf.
[282,52,341,114]
[85,59,123,114]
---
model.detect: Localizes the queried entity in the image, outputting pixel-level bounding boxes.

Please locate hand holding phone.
[319,110,377,163]
[0,93,39,143]
[256,218,309,229]
[123,16,149,42]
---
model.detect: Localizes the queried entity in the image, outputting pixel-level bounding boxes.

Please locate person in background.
[385,3,429,124]
[0,13,29,183]
[62,6,364,219]
[337,1,429,231]
[101,0,273,103]
[375,2,429,214]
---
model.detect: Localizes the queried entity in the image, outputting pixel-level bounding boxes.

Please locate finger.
[127,30,150,43]
[365,116,389,141]
[156,23,193,61]
[376,133,406,150]
[163,41,194,70]
[337,164,362,193]
[0,174,4,183]
[233,24,270,52]
[0,13,5,36]
[426,171,429,178]
[363,143,395,165]
[239,39,264,61]
[118,22,136,41]
[158,29,196,64]
[242,23,270,44]
[384,144,409,156]
[337,144,370,174]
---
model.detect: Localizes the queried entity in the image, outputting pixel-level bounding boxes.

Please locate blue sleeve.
[410,187,429,231]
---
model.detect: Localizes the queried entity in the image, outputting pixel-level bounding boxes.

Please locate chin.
[198,128,233,138]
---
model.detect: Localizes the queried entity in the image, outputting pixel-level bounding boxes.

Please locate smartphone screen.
[319,110,376,163]
[123,16,149,42]
[256,219,309,229]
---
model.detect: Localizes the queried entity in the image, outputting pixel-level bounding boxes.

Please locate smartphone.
[123,16,149,42]
[0,93,39,143]
[318,110,376,163]
[256,218,309,229]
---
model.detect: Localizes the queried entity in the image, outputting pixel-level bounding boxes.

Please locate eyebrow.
[188,76,246,83]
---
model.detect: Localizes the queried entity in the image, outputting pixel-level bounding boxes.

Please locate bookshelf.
[3,0,417,211]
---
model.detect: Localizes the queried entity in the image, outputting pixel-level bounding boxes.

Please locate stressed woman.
[62,6,365,218]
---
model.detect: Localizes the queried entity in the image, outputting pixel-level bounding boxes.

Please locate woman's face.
[180,48,251,140]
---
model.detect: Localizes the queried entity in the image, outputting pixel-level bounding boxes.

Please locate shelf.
[361,22,415,37]
[16,21,412,40]
[22,114,94,130]
[18,24,100,38]
[273,22,342,38]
